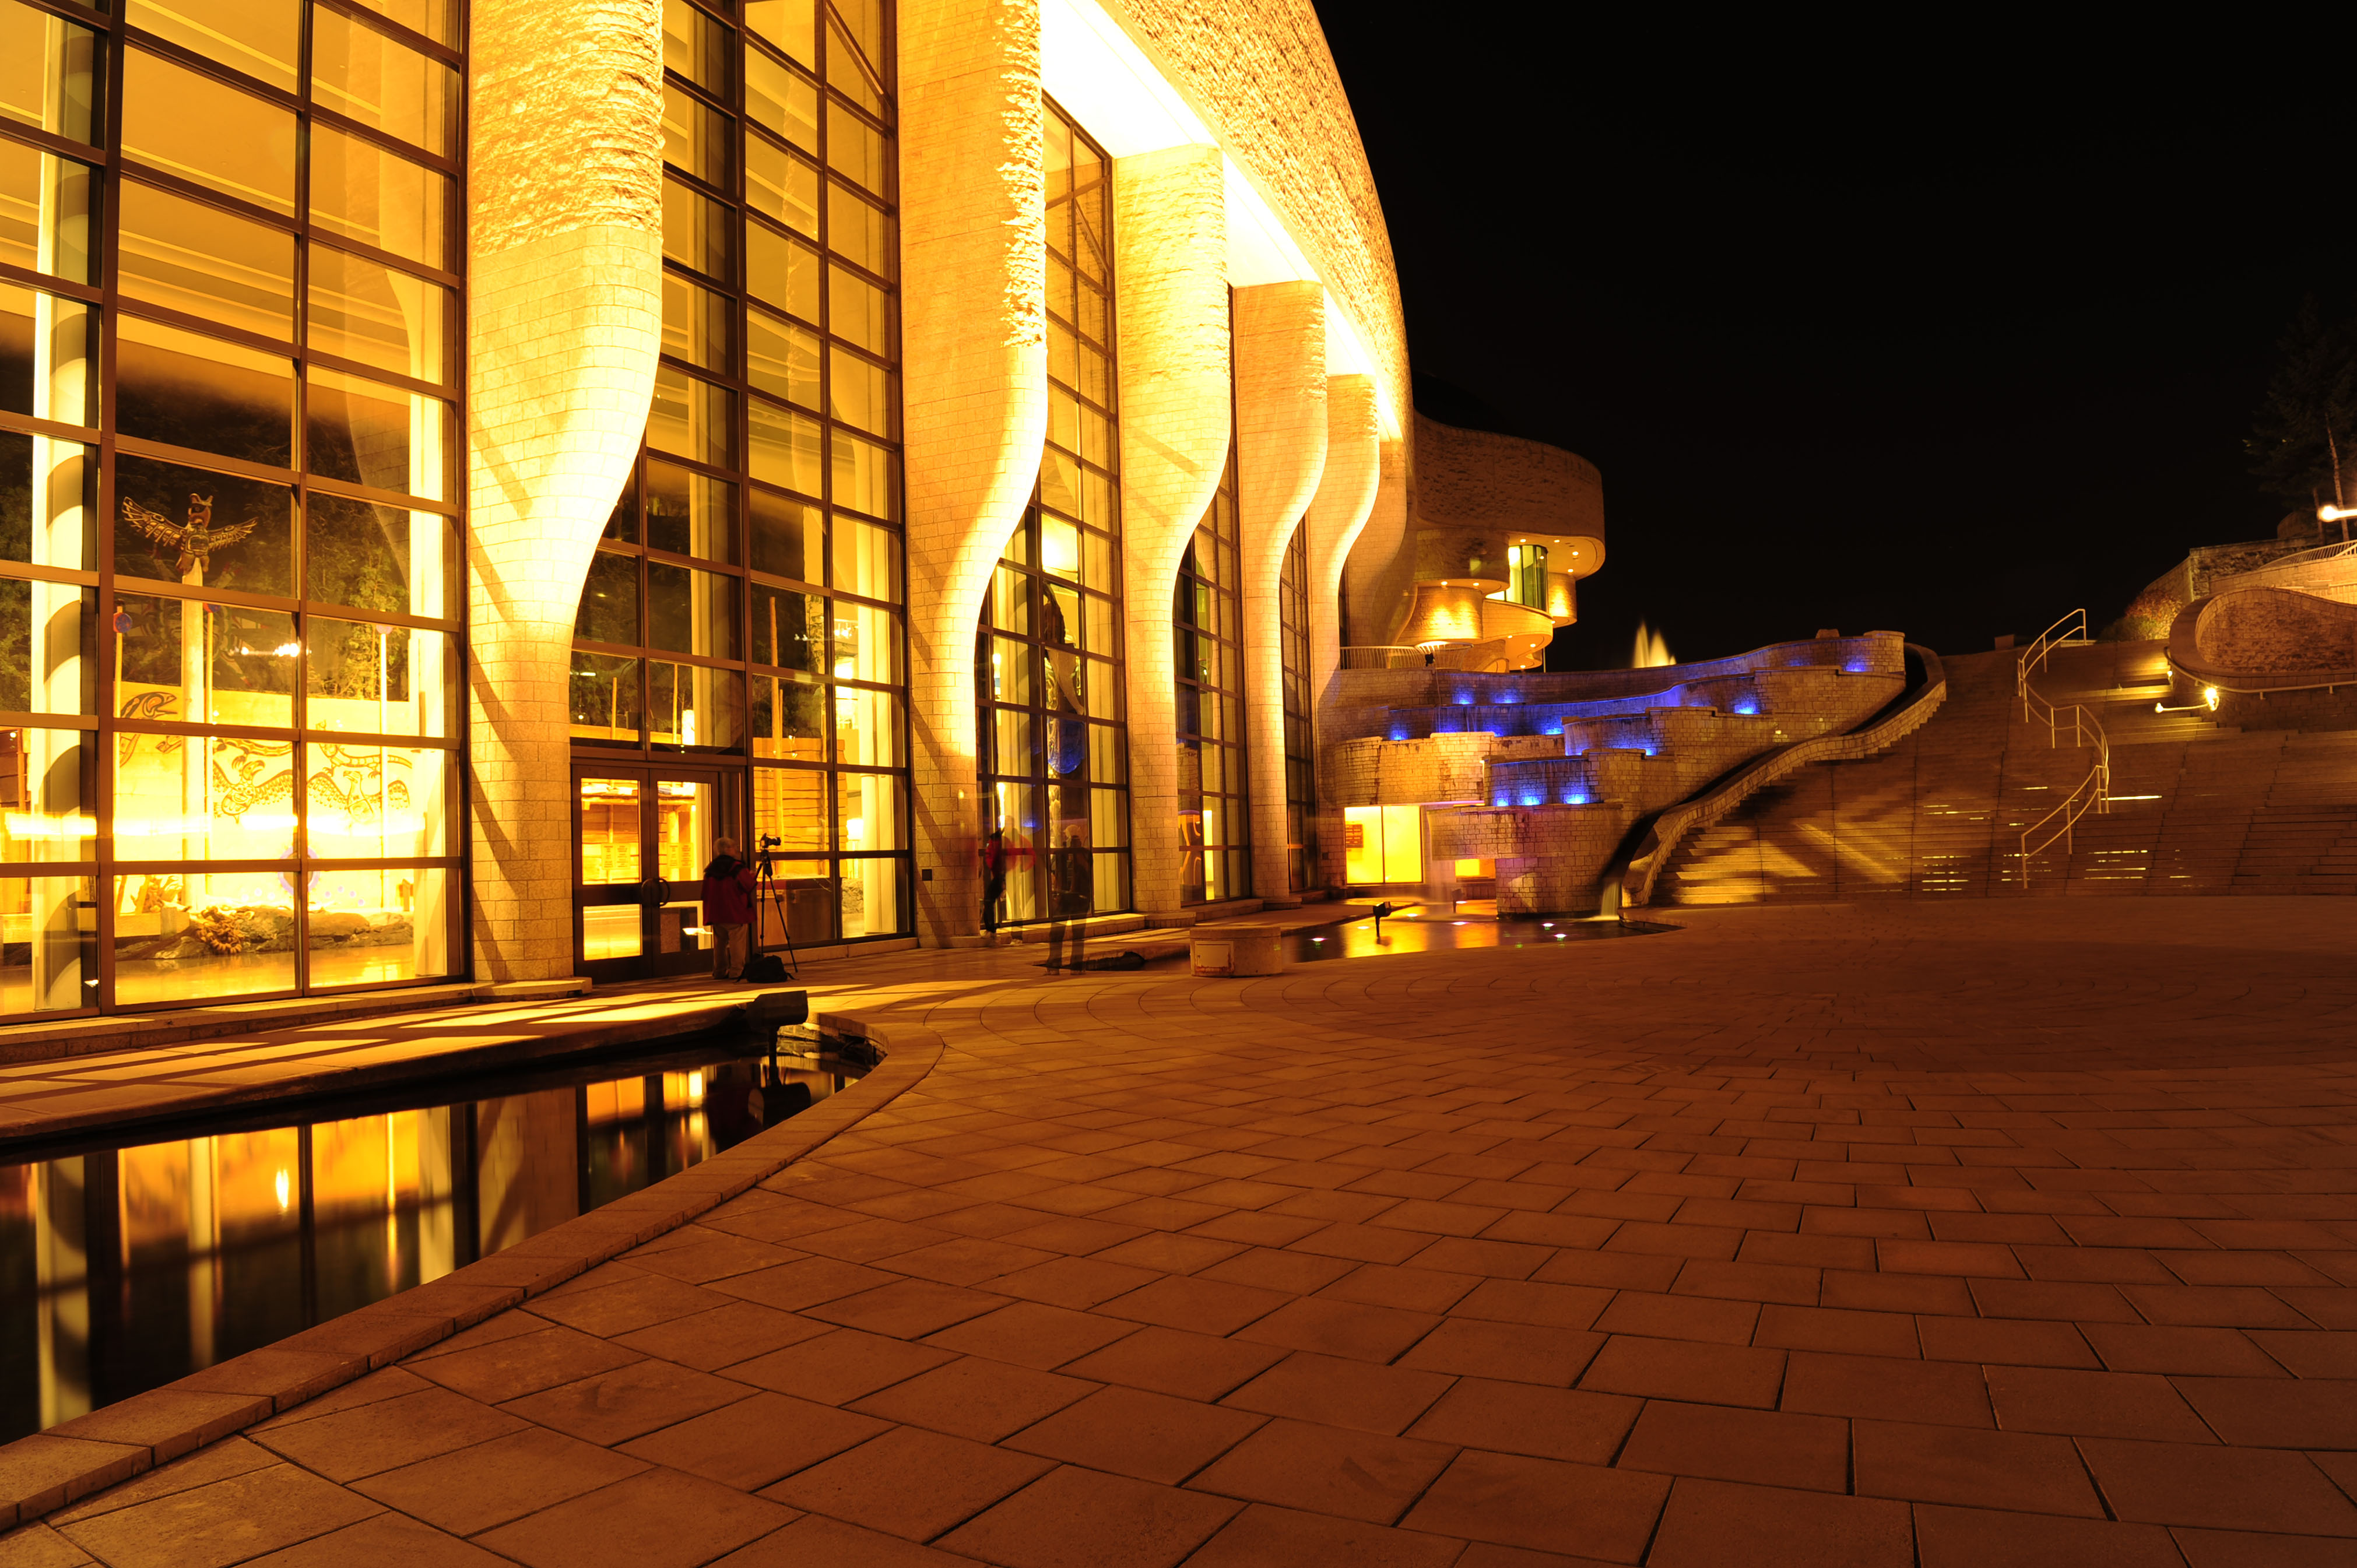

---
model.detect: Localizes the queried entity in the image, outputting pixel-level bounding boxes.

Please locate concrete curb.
[0,1010,942,1532]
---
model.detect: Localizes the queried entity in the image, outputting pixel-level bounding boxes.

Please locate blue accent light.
[1846,660,1868,673]
[1563,790,1587,804]
[1519,793,1542,806]
[1492,794,1508,807]
[1733,702,1758,715]
[1388,724,1409,741]
[1453,691,1474,705]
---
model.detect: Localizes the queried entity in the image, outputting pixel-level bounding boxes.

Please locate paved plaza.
[10,898,2357,1566]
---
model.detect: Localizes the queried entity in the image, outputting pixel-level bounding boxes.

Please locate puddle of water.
[1285,911,1673,963]
[0,1038,857,1443]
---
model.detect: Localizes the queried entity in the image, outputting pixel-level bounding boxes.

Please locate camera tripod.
[754,833,799,978]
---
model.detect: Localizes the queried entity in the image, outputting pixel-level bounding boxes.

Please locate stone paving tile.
[26,901,2357,1564]
[52,1462,380,1568]
[239,1510,505,1565]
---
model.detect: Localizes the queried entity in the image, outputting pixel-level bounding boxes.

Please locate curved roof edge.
[1414,412,1606,557]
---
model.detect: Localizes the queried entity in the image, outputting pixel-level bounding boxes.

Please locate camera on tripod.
[756,832,782,860]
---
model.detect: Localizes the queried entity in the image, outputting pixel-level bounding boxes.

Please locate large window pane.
[647,562,741,658]
[115,315,293,469]
[662,176,731,280]
[0,432,93,572]
[0,141,97,283]
[0,282,95,426]
[121,49,297,215]
[832,684,896,767]
[125,0,298,90]
[744,0,814,69]
[744,46,816,148]
[114,456,296,596]
[313,7,457,155]
[578,776,640,883]
[829,428,898,521]
[308,864,451,986]
[749,673,823,760]
[746,223,818,322]
[575,551,640,645]
[746,133,817,237]
[306,365,453,501]
[663,80,733,187]
[648,659,741,750]
[307,247,449,384]
[827,344,894,437]
[830,514,900,603]
[663,0,729,92]
[839,855,900,938]
[118,181,296,340]
[0,874,97,1011]
[828,263,891,357]
[307,497,456,620]
[749,488,819,583]
[0,726,93,861]
[302,741,450,857]
[645,458,736,562]
[311,124,451,269]
[749,581,822,673]
[827,101,888,195]
[569,652,640,743]
[748,397,820,495]
[836,771,897,852]
[831,599,897,684]
[648,364,734,468]
[112,870,300,1005]
[753,765,826,852]
[662,272,732,372]
[0,1,100,142]
[305,617,456,736]
[115,731,300,860]
[747,306,820,409]
[828,182,893,278]
[0,579,95,713]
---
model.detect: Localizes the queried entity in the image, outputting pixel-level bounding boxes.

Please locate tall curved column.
[1112,144,1228,918]
[1305,374,1381,708]
[1305,374,1380,891]
[1233,282,1325,898]
[1341,434,1412,652]
[466,0,664,981]
[898,0,1047,945]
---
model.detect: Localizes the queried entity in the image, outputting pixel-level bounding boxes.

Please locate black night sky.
[1311,12,2357,670]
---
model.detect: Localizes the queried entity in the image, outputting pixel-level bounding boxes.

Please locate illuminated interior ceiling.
[1037,0,1397,438]
[1505,530,1605,580]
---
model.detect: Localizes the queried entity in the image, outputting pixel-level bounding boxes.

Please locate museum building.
[0,0,1602,1015]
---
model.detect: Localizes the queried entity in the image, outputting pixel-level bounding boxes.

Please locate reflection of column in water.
[473,1091,581,1256]
[187,1137,217,1370]
[34,1157,89,1429]
[417,1106,456,1282]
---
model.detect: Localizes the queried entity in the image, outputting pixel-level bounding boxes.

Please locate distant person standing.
[981,827,1009,934]
[702,838,756,980]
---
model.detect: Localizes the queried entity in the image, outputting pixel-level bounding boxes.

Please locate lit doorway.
[573,765,735,981]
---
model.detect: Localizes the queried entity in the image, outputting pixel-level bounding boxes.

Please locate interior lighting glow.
[274,1169,291,1211]
[1733,702,1758,715]
[2204,686,2219,710]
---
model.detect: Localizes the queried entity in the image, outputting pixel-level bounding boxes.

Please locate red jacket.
[704,858,756,924]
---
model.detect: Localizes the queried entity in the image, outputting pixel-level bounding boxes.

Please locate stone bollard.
[1190,926,1285,976]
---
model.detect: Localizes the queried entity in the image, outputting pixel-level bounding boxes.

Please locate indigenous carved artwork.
[118,494,261,578]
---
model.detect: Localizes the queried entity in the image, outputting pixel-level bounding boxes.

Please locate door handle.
[641,877,670,908]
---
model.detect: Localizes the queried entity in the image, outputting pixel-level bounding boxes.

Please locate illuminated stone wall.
[1233,281,1325,899]
[899,0,1049,944]
[1112,144,1230,916]
[466,0,666,979]
[1413,413,1606,553]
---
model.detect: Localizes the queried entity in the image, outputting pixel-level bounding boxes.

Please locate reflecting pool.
[0,1039,851,1443]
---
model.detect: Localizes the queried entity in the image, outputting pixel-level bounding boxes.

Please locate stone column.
[1342,434,1412,653]
[1306,373,1381,710]
[1111,145,1228,919]
[898,0,1047,945]
[1232,282,1325,899]
[466,0,664,982]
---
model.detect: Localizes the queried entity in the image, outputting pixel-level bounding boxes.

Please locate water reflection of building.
[0,1061,816,1440]
[0,0,1604,1017]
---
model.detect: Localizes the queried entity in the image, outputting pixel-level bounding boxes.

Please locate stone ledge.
[0,1009,943,1533]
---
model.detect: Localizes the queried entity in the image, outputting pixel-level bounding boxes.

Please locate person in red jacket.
[702,838,757,981]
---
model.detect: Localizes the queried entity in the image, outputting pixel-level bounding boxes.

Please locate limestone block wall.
[1413,413,1606,567]
[1232,282,1326,895]
[898,0,1048,943]
[1111,145,1230,916]
[466,0,665,980]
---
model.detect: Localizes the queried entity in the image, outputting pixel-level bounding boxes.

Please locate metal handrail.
[2015,609,2110,884]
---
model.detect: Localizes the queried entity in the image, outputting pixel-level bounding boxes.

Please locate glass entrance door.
[574,767,730,981]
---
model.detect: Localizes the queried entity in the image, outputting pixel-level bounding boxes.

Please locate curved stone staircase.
[1656,639,2357,903]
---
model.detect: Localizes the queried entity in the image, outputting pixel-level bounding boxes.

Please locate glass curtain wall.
[1278,522,1315,892]
[1174,442,1246,903]
[573,0,909,948]
[0,0,463,1016]
[974,101,1126,927]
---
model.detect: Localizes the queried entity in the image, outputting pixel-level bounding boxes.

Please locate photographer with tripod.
[701,838,757,981]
